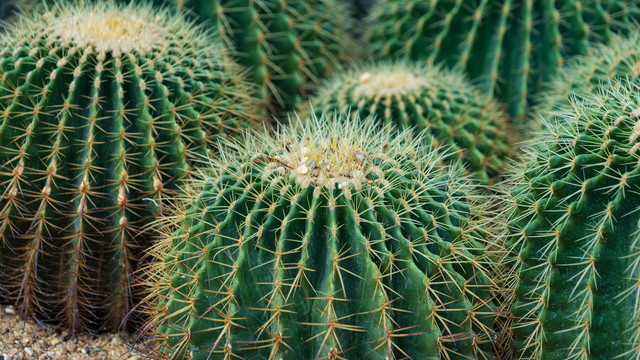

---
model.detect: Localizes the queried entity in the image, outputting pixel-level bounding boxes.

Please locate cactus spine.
[365,0,640,126]
[179,0,356,118]
[309,62,511,184]
[501,79,640,359]
[141,114,500,359]
[0,2,254,332]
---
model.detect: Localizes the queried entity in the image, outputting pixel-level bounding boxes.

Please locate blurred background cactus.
[140,115,501,359]
[500,79,640,359]
[0,1,255,333]
[0,0,19,31]
[176,0,357,121]
[346,0,371,19]
[309,62,512,184]
[365,0,640,128]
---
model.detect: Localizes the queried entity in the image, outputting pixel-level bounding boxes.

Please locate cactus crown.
[204,114,429,191]
[310,61,512,184]
[140,114,500,359]
[355,70,425,97]
[47,10,163,52]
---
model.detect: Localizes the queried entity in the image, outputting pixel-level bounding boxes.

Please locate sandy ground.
[0,305,145,360]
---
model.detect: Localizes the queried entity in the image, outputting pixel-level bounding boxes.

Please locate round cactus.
[309,62,511,185]
[365,0,640,126]
[501,79,640,359]
[178,0,356,118]
[0,1,255,332]
[141,114,500,359]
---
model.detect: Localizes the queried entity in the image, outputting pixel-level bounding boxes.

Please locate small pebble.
[4,307,15,315]
[24,348,33,356]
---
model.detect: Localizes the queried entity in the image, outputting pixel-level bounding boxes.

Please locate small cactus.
[365,0,640,126]
[140,114,501,359]
[309,62,511,184]
[0,1,255,332]
[500,79,640,359]
[178,0,356,118]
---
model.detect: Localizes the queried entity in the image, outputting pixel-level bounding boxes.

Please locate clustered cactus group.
[1,1,640,359]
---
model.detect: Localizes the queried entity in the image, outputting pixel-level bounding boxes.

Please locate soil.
[0,305,145,360]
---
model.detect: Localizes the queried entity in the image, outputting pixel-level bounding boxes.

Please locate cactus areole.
[0,2,253,332]
[504,80,640,359]
[142,115,499,359]
[311,62,511,184]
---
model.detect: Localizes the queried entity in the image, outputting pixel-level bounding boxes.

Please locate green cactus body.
[310,62,511,184]
[0,2,254,332]
[502,79,640,359]
[365,0,640,126]
[142,115,499,359]
[179,0,355,117]
[536,33,640,121]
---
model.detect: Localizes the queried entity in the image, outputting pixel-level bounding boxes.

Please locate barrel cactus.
[178,0,356,118]
[501,79,640,358]
[365,0,640,126]
[141,114,500,359]
[0,1,255,332]
[309,62,511,184]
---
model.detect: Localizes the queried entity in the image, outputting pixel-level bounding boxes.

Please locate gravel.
[0,305,145,360]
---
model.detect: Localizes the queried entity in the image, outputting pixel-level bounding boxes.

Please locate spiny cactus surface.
[501,79,640,359]
[536,32,640,120]
[366,0,640,126]
[0,1,254,333]
[310,62,511,184]
[179,0,355,118]
[142,115,500,359]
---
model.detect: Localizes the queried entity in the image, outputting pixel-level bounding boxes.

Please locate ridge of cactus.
[365,0,640,127]
[499,79,640,359]
[138,113,502,359]
[308,61,512,185]
[177,0,357,119]
[0,0,256,333]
